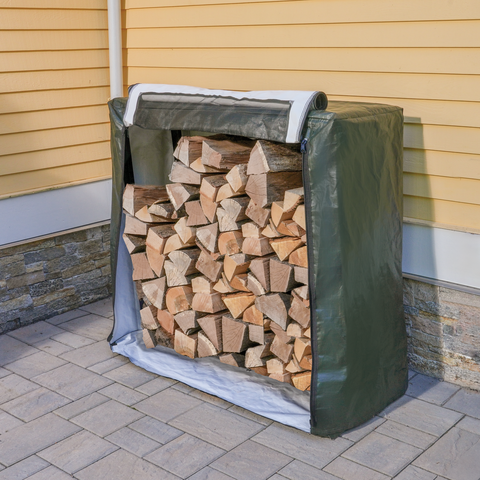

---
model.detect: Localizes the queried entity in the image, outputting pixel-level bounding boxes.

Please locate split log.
[243,304,264,326]
[286,321,305,339]
[285,220,306,238]
[299,354,312,370]
[123,234,146,254]
[165,285,193,315]
[261,220,283,239]
[245,199,271,227]
[166,183,199,210]
[285,356,305,374]
[249,323,264,344]
[289,246,308,267]
[241,222,262,238]
[292,371,311,391]
[247,140,302,175]
[145,225,176,254]
[173,217,196,244]
[197,331,219,357]
[163,233,196,255]
[294,266,309,285]
[202,137,254,169]
[140,305,158,330]
[249,255,272,291]
[200,175,227,202]
[222,315,252,353]
[219,353,245,368]
[142,329,157,349]
[271,201,294,227]
[213,275,237,294]
[157,309,176,335]
[220,197,249,222]
[196,223,219,253]
[197,314,223,351]
[293,285,309,300]
[168,249,201,276]
[191,275,215,293]
[191,292,226,313]
[185,200,209,226]
[190,157,222,173]
[242,237,274,256]
[225,164,248,193]
[294,337,312,362]
[146,247,166,277]
[270,237,304,261]
[174,136,204,166]
[216,182,243,202]
[292,204,306,230]
[229,274,250,292]
[244,341,273,368]
[252,366,269,376]
[142,277,167,309]
[199,194,218,223]
[224,253,251,281]
[266,357,287,375]
[195,250,223,282]
[270,320,294,345]
[269,372,292,383]
[246,273,266,296]
[222,292,255,318]
[270,259,298,293]
[283,187,304,212]
[131,253,155,281]
[135,205,171,224]
[270,335,294,363]
[124,215,152,236]
[218,231,244,255]
[276,220,296,237]
[255,293,290,330]
[169,161,208,185]
[174,310,202,335]
[123,184,169,216]
[174,330,197,359]
[164,261,193,287]
[245,172,303,207]
[289,296,311,328]
[147,201,176,220]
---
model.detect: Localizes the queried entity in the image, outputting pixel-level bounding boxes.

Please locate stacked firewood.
[122,135,311,391]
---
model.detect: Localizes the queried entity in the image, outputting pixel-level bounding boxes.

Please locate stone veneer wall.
[0,224,112,334]
[404,278,480,391]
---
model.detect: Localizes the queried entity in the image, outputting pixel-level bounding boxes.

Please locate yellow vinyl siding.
[0,4,110,198]
[124,0,480,233]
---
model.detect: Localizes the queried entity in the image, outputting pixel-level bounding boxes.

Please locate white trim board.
[403,223,480,291]
[0,180,112,246]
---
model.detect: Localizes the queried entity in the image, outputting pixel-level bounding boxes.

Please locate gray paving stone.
[58,314,113,341]
[32,363,113,400]
[38,429,117,474]
[1,387,70,422]
[380,396,463,436]
[227,405,273,426]
[59,340,116,368]
[7,321,64,345]
[269,476,288,480]
[50,331,95,348]
[190,467,235,480]
[0,410,23,434]
[189,389,232,409]
[0,374,39,404]
[341,416,386,442]
[103,362,157,388]
[170,402,265,450]
[444,388,480,419]
[98,383,147,406]
[105,427,160,457]
[413,427,480,480]
[324,457,389,480]
[70,399,144,437]
[394,465,436,480]
[457,415,480,436]
[87,355,129,374]
[342,431,422,477]
[0,413,81,466]
[53,392,109,419]
[45,309,88,325]
[171,381,195,393]
[211,439,292,480]
[0,456,49,480]
[145,433,225,478]
[0,335,38,366]
[135,387,202,422]
[408,369,417,379]
[27,465,74,480]
[375,419,437,449]
[406,373,460,406]
[279,459,340,480]
[0,367,9,379]
[79,298,114,317]
[32,338,73,357]
[75,449,178,480]
[4,351,66,379]
[128,416,183,445]
[252,423,352,470]
[134,376,177,395]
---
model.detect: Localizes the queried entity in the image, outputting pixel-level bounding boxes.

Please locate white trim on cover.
[0,180,112,246]
[123,84,319,143]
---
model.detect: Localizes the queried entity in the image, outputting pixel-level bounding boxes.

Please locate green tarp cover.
[108,91,407,437]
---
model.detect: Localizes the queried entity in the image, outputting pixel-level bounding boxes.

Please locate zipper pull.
[301,128,311,153]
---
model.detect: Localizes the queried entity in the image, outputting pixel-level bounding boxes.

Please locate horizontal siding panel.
[0,50,109,73]
[404,124,480,156]
[0,0,106,9]
[124,0,480,23]
[0,160,111,198]
[0,9,107,30]
[0,142,111,176]
[0,106,110,135]
[127,47,480,76]
[404,173,480,205]
[126,67,480,103]
[0,123,110,158]
[126,22,480,48]
[0,87,110,115]
[0,68,109,94]
[0,30,108,51]
[404,196,480,231]
[329,97,480,129]
[403,149,480,180]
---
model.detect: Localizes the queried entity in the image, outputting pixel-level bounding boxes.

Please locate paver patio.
[0,298,479,479]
